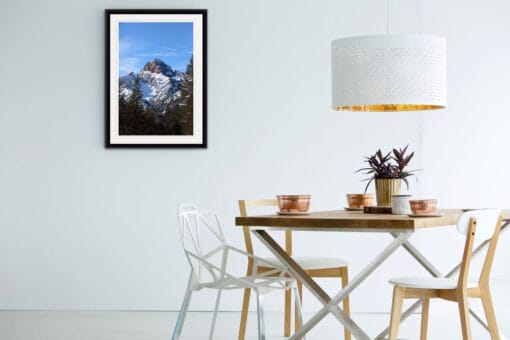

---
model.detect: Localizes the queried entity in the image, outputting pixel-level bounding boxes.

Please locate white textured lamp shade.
[332,35,446,111]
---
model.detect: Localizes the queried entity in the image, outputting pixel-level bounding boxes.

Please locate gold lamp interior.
[334,104,446,112]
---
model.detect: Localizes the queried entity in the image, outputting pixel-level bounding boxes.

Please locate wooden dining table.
[235,209,510,340]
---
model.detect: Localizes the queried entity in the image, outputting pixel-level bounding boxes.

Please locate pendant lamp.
[331,3,446,112]
[332,35,446,112]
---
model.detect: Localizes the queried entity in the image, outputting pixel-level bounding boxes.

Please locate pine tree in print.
[177,56,194,135]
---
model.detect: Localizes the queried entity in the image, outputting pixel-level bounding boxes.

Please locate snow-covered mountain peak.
[142,59,176,76]
[119,59,183,114]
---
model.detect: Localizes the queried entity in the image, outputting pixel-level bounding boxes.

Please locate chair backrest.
[178,209,228,287]
[456,209,502,288]
[456,209,501,240]
[178,203,196,232]
[238,199,293,257]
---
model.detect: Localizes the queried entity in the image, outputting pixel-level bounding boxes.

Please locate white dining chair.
[172,205,304,340]
[387,209,503,340]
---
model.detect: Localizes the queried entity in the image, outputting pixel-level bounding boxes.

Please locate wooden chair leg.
[238,287,251,340]
[480,288,500,339]
[457,291,472,340]
[284,285,291,337]
[341,267,351,340]
[420,298,430,340]
[389,286,404,340]
[295,281,303,332]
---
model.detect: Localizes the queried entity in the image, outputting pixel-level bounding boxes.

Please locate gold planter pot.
[375,179,402,206]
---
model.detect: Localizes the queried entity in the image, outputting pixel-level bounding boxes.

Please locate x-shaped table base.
[252,221,509,340]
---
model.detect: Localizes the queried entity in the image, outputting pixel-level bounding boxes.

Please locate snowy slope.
[119,59,182,114]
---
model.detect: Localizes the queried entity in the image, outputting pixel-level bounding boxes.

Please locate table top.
[235,209,510,232]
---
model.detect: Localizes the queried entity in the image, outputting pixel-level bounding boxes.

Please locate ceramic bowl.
[392,195,412,215]
[346,194,374,209]
[277,195,311,213]
[409,199,438,215]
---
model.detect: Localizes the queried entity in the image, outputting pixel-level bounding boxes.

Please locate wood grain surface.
[235,209,510,231]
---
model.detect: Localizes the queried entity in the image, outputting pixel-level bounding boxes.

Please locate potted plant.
[356,145,418,206]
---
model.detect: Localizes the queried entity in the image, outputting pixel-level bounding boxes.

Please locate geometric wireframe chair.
[172,205,304,340]
[387,209,503,340]
[238,199,350,340]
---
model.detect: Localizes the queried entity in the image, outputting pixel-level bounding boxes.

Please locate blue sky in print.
[119,22,193,76]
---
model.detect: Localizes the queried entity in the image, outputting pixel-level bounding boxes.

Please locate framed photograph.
[105,9,207,147]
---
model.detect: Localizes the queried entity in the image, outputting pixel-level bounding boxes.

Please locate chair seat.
[389,276,478,289]
[260,256,348,270]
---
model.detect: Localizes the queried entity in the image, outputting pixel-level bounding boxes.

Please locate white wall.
[420,0,510,280]
[1,0,507,314]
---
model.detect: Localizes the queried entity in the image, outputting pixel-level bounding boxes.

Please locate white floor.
[0,304,508,340]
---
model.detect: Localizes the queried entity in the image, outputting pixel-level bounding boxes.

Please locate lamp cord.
[386,0,389,34]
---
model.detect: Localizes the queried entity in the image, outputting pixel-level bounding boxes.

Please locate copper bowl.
[346,194,374,209]
[277,195,311,213]
[409,199,438,215]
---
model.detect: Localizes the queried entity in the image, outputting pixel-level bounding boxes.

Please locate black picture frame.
[105,9,207,148]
